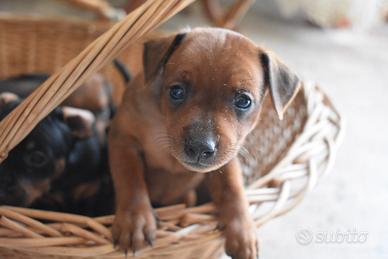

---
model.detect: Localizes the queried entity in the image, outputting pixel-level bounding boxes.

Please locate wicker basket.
[0,0,344,258]
[0,12,126,106]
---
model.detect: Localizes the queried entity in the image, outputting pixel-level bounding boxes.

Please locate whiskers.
[152,132,174,151]
[208,144,241,172]
[239,146,254,161]
[219,145,240,161]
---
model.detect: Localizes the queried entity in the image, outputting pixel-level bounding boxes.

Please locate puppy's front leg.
[109,132,156,254]
[207,158,258,259]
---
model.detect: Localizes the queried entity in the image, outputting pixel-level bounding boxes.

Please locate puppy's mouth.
[179,160,219,173]
[182,160,214,171]
[173,148,236,173]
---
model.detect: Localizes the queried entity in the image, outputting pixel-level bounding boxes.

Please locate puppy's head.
[0,92,96,206]
[144,28,301,173]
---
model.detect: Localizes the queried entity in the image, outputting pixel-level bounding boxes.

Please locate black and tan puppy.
[0,72,116,143]
[0,93,113,216]
[0,59,131,140]
[0,64,131,215]
[109,28,301,258]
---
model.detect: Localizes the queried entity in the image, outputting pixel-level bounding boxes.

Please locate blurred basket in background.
[0,0,128,104]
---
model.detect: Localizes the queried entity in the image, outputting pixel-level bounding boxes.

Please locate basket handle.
[62,0,126,21]
[0,0,196,162]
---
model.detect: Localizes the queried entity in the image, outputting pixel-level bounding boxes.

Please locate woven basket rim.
[0,81,344,258]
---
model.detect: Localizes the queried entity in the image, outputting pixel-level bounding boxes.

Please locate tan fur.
[18,179,51,205]
[72,181,100,201]
[63,74,109,113]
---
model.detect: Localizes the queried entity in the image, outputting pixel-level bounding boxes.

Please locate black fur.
[0,97,114,216]
[157,33,187,74]
[113,59,131,85]
[143,33,187,82]
[0,73,49,97]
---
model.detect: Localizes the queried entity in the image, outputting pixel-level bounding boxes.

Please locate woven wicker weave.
[0,0,344,258]
[0,15,129,107]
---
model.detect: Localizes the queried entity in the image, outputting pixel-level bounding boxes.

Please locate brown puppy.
[109,27,301,259]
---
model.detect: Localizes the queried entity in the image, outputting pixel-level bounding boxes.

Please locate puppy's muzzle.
[184,137,216,162]
[181,122,218,169]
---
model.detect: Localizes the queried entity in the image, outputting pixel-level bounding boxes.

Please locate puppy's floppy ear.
[0,92,20,110]
[62,107,96,139]
[260,50,301,120]
[143,32,187,82]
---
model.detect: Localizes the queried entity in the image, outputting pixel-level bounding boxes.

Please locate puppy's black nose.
[184,138,216,161]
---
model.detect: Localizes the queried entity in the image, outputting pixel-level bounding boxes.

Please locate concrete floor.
[250,14,388,259]
[1,1,388,259]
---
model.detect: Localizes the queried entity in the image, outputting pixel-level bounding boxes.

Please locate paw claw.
[216,222,225,231]
[112,207,157,255]
[145,236,154,247]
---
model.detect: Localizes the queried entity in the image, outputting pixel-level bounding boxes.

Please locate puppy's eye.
[234,92,252,110]
[169,84,186,104]
[24,151,48,167]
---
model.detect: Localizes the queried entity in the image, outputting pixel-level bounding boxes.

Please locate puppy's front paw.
[112,205,157,254]
[224,217,259,259]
